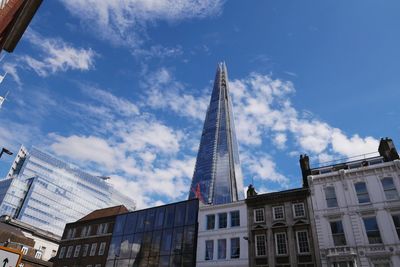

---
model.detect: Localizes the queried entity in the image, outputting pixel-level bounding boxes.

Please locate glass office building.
[106,199,199,267]
[189,62,244,205]
[0,146,136,236]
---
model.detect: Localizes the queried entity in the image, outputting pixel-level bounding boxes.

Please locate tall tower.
[189,62,244,204]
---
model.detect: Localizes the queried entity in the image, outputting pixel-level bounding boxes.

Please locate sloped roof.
[78,205,128,222]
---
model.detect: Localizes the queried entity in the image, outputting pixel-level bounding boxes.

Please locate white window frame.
[58,247,66,259]
[381,177,399,200]
[255,234,267,256]
[295,230,310,254]
[82,244,89,257]
[98,242,106,256]
[293,203,305,218]
[73,245,81,258]
[272,206,285,220]
[34,250,42,259]
[274,232,288,255]
[66,246,73,258]
[89,243,97,256]
[21,247,28,255]
[254,208,265,223]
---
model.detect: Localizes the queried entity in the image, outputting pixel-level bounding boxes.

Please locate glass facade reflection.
[106,199,199,267]
[189,62,244,204]
[0,146,136,236]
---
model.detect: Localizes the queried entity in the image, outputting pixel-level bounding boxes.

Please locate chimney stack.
[378,137,399,162]
[299,154,311,188]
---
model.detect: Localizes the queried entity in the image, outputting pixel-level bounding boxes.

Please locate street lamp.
[0,147,13,158]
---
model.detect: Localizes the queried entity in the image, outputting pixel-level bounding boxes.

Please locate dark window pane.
[114,214,127,235]
[108,236,122,259]
[392,215,400,239]
[170,254,182,267]
[145,210,156,232]
[363,217,382,244]
[120,234,134,258]
[131,233,143,259]
[159,256,170,267]
[218,239,226,259]
[150,230,162,256]
[141,232,152,257]
[164,206,176,228]
[174,203,186,227]
[185,200,198,225]
[182,253,194,267]
[183,226,195,254]
[124,213,137,234]
[171,227,184,255]
[147,256,159,267]
[230,237,240,258]
[230,211,240,227]
[218,213,227,228]
[136,211,147,232]
[161,229,173,255]
[206,214,215,230]
[155,208,165,230]
[205,240,213,260]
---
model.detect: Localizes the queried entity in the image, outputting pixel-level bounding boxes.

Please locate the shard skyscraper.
[189,62,244,205]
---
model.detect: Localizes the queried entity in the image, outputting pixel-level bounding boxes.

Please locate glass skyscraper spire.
[189,62,244,205]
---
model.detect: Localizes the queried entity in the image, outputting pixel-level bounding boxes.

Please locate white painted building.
[302,138,400,267]
[196,200,248,267]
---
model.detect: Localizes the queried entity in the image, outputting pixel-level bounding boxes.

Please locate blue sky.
[1,0,400,208]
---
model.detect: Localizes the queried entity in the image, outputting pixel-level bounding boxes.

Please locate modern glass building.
[106,199,199,267]
[188,62,244,205]
[0,146,136,236]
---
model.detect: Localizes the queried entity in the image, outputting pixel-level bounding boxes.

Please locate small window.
[73,245,81,258]
[296,231,310,254]
[381,177,399,200]
[58,247,66,259]
[274,232,287,255]
[82,244,89,257]
[254,208,265,223]
[325,186,338,208]
[18,264,24,267]
[230,211,240,227]
[354,182,370,203]
[255,235,267,256]
[218,213,227,228]
[21,247,28,255]
[273,206,284,220]
[363,217,382,244]
[89,243,97,256]
[293,203,305,218]
[230,237,240,259]
[392,215,400,239]
[205,240,213,260]
[34,250,42,259]
[66,246,73,258]
[330,221,347,246]
[98,242,106,256]
[217,239,226,259]
[206,214,215,230]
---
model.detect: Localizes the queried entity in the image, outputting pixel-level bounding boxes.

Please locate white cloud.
[2,63,21,86]
[59,0,224,53]
[243,153,289,185]
[21,31,96,76]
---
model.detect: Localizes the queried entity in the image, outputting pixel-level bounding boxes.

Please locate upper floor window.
[296,231,310,254]
[330,221,347,246]
[354,182,370,203]
[363,217,382,244]
[218,213,227,228]
[392,214,400,239]
[96,223,109,235]
[89,243,97,256]
[205,240,213,260]
[381,177,399,200]
[34,250,42,259]
[274,232,288,255]
[66,246,73,258]
[255,235,267,256]
[230,237,240,259]
[73,245,81,258]
[293,203,305,218]
[273,206,284,220]
[98,242,106,256]
[66,228,76,239]
[254,208,265,223]
[82,244,89,257]
[21,247,28,255]
[58,247,66,259]
[230,211,240,227]
[217,239,226,259]
[206,214,215,230]
[325,186,338,208]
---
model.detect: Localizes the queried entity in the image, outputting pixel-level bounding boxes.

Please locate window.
[332,262,354,267]
[82,244,89,257]
[66,228,76,239]
[363,217,382,244]
[354,182,370,203]
[296,231,310,254]
[254,208,265,223]
[275,232,287,255]
[330,221,347,246]
[18,264,24,267]
[273,206,284,220]
[325,186,338,208]
[381,177,399,200]
[58,247,66,259]
[95,264,101,267]
[97,223,109,235]
[230,211,240,227]
[21,247,28,255]
[34,251,42,259]
[293,203,305,218]
[230,238,240,259]
[205,240,213,260]
[392,215,400,239]
[255,235,267,256]
[66,246,73,258]
[218,213,227,228]
[89,243,97,256]
[206,214,215,230]
[217,239,226,259]
[73,245,81,258]
[98,242,106,256]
